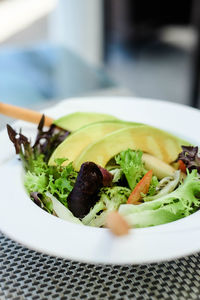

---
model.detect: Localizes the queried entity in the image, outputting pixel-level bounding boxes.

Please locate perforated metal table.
[1,232,200,300]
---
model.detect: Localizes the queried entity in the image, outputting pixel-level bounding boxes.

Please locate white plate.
[1,97,200,265]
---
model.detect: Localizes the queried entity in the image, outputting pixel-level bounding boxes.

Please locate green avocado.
[54,112,118,131]
[48,120,143,166]
[73,126,190,170]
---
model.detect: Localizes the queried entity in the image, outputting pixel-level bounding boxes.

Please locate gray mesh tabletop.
[1,231,200,300]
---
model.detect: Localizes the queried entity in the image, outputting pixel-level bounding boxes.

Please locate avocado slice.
[73,126,190,170]
[54,112,118,131]
[49,120,143,166]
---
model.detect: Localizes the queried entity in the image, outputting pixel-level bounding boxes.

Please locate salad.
[7,112,200,229]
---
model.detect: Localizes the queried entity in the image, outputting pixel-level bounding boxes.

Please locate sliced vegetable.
[144,170,181,201]
[127,170,153,204]
[142,153,175,179]
[119,170,200,228]
[178,160,187,173]
[54,112,118,131]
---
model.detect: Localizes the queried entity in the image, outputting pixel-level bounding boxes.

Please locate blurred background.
[0,0,200,111]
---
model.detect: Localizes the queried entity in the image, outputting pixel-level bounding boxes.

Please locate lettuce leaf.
[115,149,159,197]
[46,192,82,224]
[82,186,131,227]
[118,170,200,228]
[147,175,159,196]
[109,167,124,183]
[144,171,180,201]
[7,116,70,169]
[30,192,53,214]
[115,149,146,189]
[24,155,77,208]
[25,172,47,194]
[7,120,76,213]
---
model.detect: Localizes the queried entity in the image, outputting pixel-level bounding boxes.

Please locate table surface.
[1,44,200,300]
[1,231,200,300]
[0,43,114,108]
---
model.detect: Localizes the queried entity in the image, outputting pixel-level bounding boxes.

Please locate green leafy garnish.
[24,155,77,207]
[119,170,200,228]
[147,175,159,196]
[115,149,146,190]
[30,192,53,214]
[25,171,47,194]
[7,120,76,211]
[82,186,131,227]
[115,149,158,198]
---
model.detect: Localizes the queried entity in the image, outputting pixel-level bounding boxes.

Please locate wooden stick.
[0,102,54,127]
[106,211,130,236]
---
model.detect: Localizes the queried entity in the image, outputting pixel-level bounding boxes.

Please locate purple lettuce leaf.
[177,146,200,173]
[7,115,70,167]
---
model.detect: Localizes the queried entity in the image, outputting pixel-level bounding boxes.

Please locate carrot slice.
[178,160,186,173]
[127,170,153,204]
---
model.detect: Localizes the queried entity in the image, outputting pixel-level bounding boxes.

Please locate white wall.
[0,0,56,43]
[48,0,103,66]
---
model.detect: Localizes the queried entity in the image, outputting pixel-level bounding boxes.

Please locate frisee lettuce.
[115,149,158,197]
[118,170,200,228]
[24,154,77,208]
[25,172,47,194]
[115,149,146,190]
[82,186,131,227]
[147,175,159,196]
[109,167,124,183]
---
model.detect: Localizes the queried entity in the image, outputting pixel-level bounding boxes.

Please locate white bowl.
[0,96,200,264]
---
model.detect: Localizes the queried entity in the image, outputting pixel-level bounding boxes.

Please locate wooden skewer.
[0,102,54,127]
[106,211,130,236]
